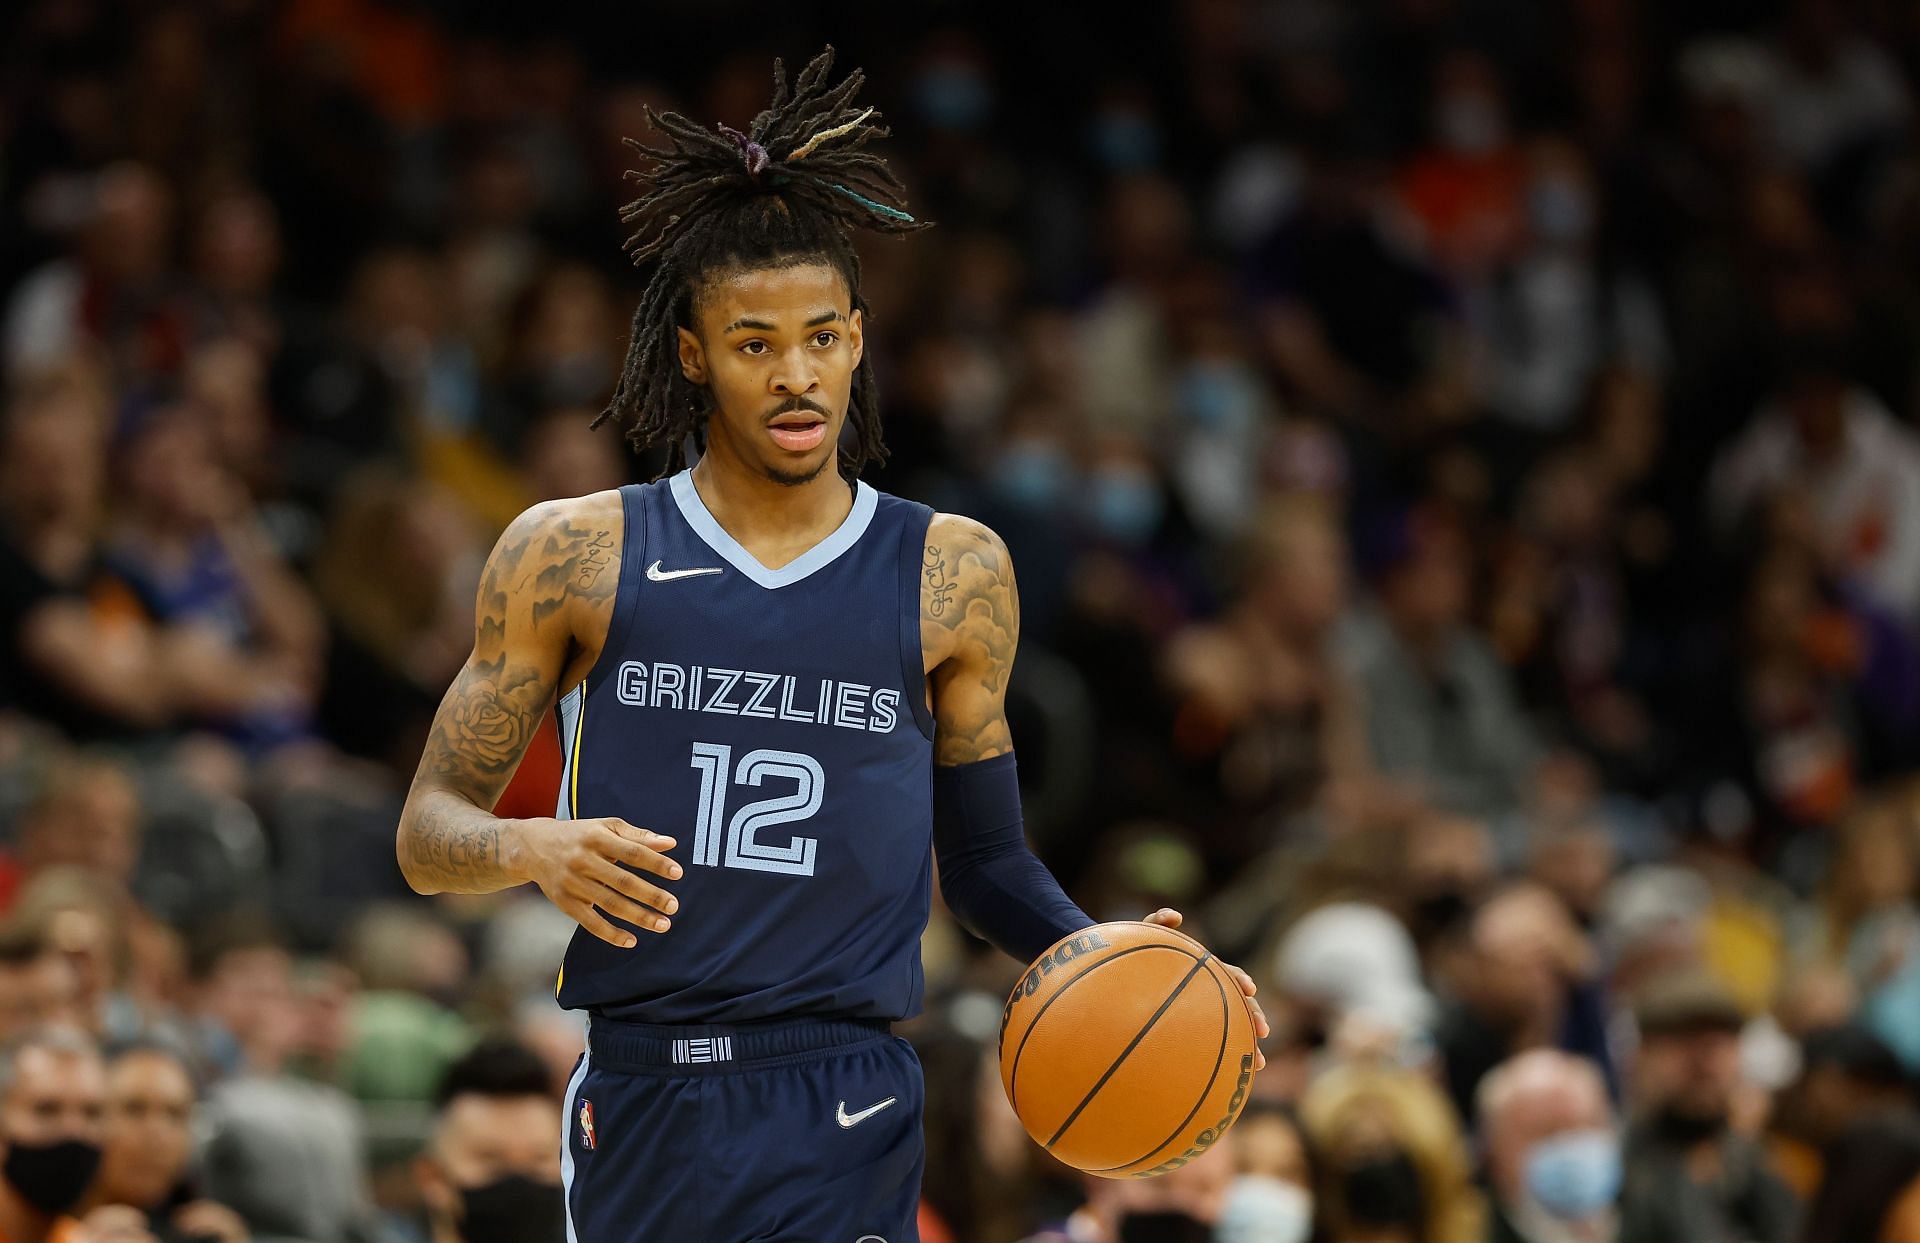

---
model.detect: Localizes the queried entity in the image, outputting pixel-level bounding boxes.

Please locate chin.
[762,451,836,487]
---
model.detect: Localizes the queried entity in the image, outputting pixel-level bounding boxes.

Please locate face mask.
[1084,467,1164,545]
[1651,1102,1727,1148]
[1118,1211,1213,1243]
[457,1174,566,1243]
[993,444,1071,510]
[915,66,993,132]
[1524,1128,1622,1220]
[1177,360,1261,433]
[4,1137,103,1216]
[1090,112,1162,171]
[1342,1150,1425,1228]
[1529,178,1595,244]
[1219,1175,1314,1243]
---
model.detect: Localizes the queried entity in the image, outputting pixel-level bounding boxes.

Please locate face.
[0,955,77,1044]
[417,1094,562,1220]
[1487,1071,1611,1201]
[1633,1029,1741,1123]
[2,1045,106,1148]
[677,263,864,487]
[97,1051,194,1208]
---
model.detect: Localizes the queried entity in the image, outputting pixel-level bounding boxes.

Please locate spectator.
[1478,1050,1619,1243]
[1219,1101,1318,1243]
[1018,1130,1235,1243]
[1619,970,1800,1243]
[0,1026,106,1243]
[1339,507,1539,820]
[0,925,76,1049]
[414,1039,562,1243]
[1299,1064,1485,1243]
[82,1041,249,1243]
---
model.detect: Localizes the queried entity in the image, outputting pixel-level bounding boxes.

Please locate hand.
[512,816,682,949]
[77,1205,159,1243]
[1143,907,1270,1070]
[172,1200,251,1243]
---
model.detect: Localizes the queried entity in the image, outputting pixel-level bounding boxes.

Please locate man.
[0,926,76,1045]
[0,1027,106,1243]
[82,1043,248,1243]
[395,47,1265,1243]
[1479,1050,1619,1243]
[1618,969,1800,1243]
[414,1040,563,1243]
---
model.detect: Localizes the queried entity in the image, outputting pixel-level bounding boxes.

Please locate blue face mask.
[994,444,1071,511]
[1084,467,1165,545]
[915,65,993,132]
[1090,111,1162,171]
[1177,360,1262,433]
[1524,1128,1621,1220]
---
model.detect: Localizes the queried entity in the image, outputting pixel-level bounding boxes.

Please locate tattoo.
[923,517,1020,765]
[578,530,615,588]
[400,499,623,893]
[924,545,957,617]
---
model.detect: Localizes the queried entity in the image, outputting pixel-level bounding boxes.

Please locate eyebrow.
[721,309,848,334]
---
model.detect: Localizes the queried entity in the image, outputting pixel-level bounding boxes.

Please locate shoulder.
[925,511,1011,571]
[495,490,625,549]
[480,491,627,621]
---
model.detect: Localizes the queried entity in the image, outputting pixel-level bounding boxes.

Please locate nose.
[769,345,821,398]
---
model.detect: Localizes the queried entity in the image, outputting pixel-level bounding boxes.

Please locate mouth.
[765,413,828,453]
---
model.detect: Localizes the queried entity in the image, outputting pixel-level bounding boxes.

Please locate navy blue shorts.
[561,1015,924,1243]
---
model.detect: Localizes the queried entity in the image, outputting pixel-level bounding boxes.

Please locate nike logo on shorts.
[647,560,723,582]
[836,1096,896,1128]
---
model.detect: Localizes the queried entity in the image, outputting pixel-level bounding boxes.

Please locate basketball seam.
[1006,944,1200,1114]
[1090,959,1231,1173]
[1043,953,1213,1150]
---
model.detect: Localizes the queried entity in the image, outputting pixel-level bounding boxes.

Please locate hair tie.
[717,124,770,177]
[827,183,916,223]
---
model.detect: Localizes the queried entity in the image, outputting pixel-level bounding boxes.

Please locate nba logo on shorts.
[578,1097,597,1150]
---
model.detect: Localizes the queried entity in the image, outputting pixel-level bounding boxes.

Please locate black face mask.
[1652,1103,1727,1148]
[1342,1150,1425,1228]
[4,1137,103,1216]
[1118,1210,1213,1243]
[457,1174,566,1243]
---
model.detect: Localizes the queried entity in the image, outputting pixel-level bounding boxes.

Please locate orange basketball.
[997,921,1258,1178]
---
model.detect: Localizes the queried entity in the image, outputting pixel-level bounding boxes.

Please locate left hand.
[1143,908,1269,1070]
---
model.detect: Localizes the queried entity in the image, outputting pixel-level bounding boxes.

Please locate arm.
[925,516,1269,1060]
[395,499,681,948]
[923,515,1092,962]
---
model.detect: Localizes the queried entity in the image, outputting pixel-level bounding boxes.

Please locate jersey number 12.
[687,742,822,877]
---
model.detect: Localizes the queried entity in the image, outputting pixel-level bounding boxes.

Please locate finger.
[581,876,673,934]
[1255,1048,1268,1071]
[597,824,684,880]
[602,818,677,852]
[1143,908,1183,928]
[1222,962,1258,998]
[583,856,679,917]
[564,897,638,949]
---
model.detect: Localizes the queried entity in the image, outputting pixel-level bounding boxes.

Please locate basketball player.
[396,49,1267,1243]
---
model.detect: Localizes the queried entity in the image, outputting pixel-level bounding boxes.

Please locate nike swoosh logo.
[836,1096,896,1129]
[646,560,723,582]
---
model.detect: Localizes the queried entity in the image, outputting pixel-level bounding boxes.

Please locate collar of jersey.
[668,469,878,590]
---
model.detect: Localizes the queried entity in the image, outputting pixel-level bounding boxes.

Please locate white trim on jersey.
[561,1040,592,1243]
[556,683,585,820]
[669,469,878,590]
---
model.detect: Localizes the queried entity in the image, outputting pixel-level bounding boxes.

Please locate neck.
[688,443,853,558]
[0,1187,56,1243]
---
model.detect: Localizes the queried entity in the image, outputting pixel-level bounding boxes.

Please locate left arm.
[923,515,1269,1062]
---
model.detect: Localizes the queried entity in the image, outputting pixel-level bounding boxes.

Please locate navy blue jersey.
[553,470,937,1023]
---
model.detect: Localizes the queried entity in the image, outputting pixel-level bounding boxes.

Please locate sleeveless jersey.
[553,470,936,1024]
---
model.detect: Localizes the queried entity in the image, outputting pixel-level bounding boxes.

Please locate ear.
[847,307,864,372]
[677,327,707,386]
[415,1154,457,1220]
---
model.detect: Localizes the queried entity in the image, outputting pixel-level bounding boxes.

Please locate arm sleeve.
[932,751,1094,964]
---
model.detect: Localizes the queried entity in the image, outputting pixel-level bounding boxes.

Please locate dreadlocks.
[593,47,927,478]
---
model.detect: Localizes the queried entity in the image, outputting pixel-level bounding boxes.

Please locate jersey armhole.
[578,483,649,699]
[897,502,937,741]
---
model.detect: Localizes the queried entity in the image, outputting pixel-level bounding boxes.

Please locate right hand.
[513,816,682,948]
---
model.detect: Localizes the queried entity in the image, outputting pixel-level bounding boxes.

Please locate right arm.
[396,499,681,948]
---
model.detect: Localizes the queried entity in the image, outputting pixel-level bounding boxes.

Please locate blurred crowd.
[2,0,1920,1240]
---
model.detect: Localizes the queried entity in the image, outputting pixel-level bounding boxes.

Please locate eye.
[811,331,838,348]
[739,340,769,356]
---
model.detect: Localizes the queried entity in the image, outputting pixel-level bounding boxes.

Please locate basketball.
[998,921,1258,1178]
